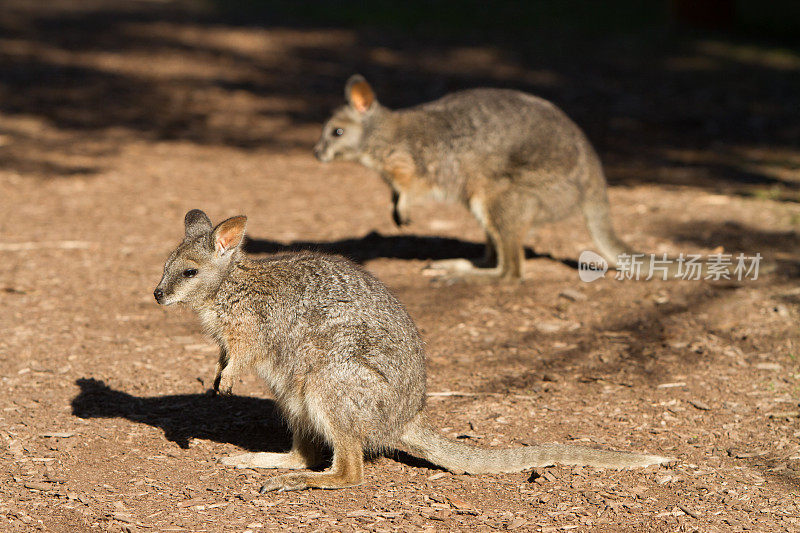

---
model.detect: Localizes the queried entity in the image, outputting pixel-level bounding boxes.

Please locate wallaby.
[315,75,647,280]
[154,209,672,492]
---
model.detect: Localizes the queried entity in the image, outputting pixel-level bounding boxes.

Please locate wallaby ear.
[345,74,376,113]
[184,209,212,239]
[211,215,247,257]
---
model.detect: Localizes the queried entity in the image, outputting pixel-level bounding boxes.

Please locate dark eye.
[182,268,198,278]
[333,128,344,137]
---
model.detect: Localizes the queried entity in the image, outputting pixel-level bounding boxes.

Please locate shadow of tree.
[663,219,800,253]
[0,0,797,195]
[474,282,739,394]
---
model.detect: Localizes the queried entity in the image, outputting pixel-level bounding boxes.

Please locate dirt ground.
[2,1,800,532]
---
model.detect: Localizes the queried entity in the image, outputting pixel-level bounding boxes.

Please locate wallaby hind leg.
[220,432,324,470]
[495,231,525,280]
[259,433,364,492]
[481,202,526,280]
[478,231,498,268]
[423,196,525,280]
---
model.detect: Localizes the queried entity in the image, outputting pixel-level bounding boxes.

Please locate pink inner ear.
[351,82,374,112]
[216,228,241,252]
[213,216,246,254]
[216,233,231,251]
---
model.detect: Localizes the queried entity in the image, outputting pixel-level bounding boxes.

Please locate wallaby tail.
[580,184,634,269]
[580,168,697,279]
[398,415,672,475]
[583,195,714,280]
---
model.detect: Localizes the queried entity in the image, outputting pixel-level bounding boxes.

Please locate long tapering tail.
[398,415,673,474]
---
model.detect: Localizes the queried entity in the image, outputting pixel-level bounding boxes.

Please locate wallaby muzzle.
[313,143,333,163]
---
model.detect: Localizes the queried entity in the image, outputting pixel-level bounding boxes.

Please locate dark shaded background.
[0,0,798,196]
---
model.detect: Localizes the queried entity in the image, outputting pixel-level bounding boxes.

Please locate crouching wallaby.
[154,209,672,492]
[315,75,646,280]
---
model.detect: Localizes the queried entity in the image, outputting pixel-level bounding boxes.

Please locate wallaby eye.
[333,128,344,137]
[182,268,198,278]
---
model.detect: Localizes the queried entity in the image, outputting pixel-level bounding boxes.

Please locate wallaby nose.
[313,144,329,162]
[153,288,164,303]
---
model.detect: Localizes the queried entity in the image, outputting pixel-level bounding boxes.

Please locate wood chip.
[559,289,587,301]
[535,321,580,333]
[448,497,471,510]
[24,482,52,491]
[687,399,710,410]
[428,509,450,520]
[657,382,687,388]
[507,517,528,529]
[178,497,207,508]
[39,432,75,438]
[679,505,700,518]
[728,449,768,459]
[768,411,800,419]
[112,512,135,524]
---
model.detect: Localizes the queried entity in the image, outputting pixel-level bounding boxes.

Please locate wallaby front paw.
[214,372,235,396]
[260,473,307,493]
[392,207,411,227]
[391,191,411,226]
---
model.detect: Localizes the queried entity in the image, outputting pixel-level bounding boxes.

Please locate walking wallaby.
[154,209,672,492]
[314,75,640,280]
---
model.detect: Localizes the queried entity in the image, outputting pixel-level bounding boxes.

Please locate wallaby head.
[314,74,380,163]
[153,209,247,307]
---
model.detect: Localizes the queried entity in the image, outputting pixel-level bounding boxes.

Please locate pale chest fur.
[199,302,296,403]
[379,149,450,202]
[197,306,225,346]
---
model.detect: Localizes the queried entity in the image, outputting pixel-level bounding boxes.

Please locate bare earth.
[2,2,800,532]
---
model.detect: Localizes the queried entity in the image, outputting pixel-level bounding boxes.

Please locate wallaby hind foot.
[220,433,325,470]
[422,259,521,283]
[259,435,364,492]
[220,451,311,470]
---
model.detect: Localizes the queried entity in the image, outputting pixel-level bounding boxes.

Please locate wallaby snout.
[313,140,334,163]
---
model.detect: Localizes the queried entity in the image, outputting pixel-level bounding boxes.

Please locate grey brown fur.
[154,210,672,492]
[314,75,636,280]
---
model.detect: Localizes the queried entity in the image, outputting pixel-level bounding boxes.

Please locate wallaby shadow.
[244,230,579,269]
[71,378,291,452]
[70,378,440,470]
